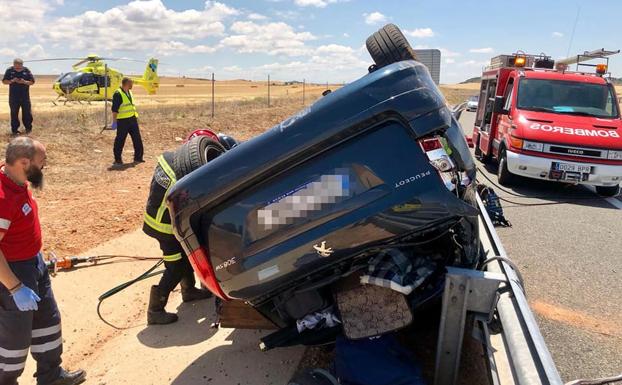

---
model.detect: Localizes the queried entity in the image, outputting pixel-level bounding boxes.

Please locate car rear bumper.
[506,150,622,187]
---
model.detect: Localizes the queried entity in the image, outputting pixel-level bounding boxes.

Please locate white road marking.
[583,185,622,210]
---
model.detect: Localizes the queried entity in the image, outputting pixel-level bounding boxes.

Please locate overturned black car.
[167,24,481,345]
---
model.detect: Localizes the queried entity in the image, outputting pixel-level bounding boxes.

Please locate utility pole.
[211,72,215,118]
[268,74,271,107]
[302,78,305,105]
[101,64,109,133]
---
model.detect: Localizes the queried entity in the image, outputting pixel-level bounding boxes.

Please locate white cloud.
[155,41,218,56]
[274,10,300,19]
[223,65,243,72]
[23,44,46,59]
[363,12,387,25]
[0,0,57,43]
[458,60,488,67]
[0,47,17,57]
[552,31,564,38]
[188,65,215,74]
[221,21,316,56]
[404,28,434,38]
[413,44,430,49]
[38,1,239,53]
[294,0,342,7]
[469,47,494,54]
[252,43,368,82]
[439,48,461,58]
[343,32,350,38]
[445,58,455,64]
[248,13,267,20]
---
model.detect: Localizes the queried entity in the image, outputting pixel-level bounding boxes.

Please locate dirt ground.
[20,229,304,385]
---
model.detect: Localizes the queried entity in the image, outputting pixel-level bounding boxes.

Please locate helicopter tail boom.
[132,58,159,95]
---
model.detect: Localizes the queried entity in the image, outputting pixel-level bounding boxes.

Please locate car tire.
[173,135,226,178]
[497,149,516,186]
[366,23,417,68]
[595,185,620,197]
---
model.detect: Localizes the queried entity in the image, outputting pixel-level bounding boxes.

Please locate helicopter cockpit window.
[59,72,83,87]
[79,73,94,86]
[94,75,110,88]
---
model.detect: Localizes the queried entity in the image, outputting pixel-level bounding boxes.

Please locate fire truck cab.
[472,51,622,196]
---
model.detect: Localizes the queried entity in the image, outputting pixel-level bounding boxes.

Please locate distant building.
[413,49,441,84]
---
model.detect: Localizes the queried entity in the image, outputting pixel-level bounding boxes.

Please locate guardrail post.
[434,267,505,385]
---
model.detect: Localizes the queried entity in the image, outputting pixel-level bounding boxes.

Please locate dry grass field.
[0,76,335,117]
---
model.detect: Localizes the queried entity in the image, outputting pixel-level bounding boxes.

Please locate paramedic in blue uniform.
[0,137,86,385]
[2,59,35,135]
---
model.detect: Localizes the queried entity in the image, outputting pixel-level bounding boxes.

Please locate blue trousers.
[0,253,62,385]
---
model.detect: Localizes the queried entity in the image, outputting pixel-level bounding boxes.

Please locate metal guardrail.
[476,193,563,385]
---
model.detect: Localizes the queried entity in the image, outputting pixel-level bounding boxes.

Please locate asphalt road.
[458,111,622,382]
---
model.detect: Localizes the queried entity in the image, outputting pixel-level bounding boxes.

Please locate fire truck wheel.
[595,185,620,197]
[366,23,417,68]
[174,135,226,177]
[497,149,516,186]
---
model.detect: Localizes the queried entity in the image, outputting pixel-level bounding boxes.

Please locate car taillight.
[188,246,229,300]
[418,136,459,191]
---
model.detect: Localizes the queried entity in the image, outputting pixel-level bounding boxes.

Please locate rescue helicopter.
[11,55,160,103]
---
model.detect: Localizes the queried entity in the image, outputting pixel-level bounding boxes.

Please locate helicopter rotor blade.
[1,58,84,64]
[99,57,156,63]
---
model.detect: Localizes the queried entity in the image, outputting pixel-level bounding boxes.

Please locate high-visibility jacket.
[142,152,182,261]
[114,88,138,119]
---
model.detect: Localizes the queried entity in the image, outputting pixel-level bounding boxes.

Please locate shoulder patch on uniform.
[22,203,32,216]
[154,167,172,189]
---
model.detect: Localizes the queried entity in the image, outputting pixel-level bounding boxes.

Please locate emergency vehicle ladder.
[556,48,620,74]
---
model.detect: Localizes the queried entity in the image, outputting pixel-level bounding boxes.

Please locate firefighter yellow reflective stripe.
[143,155,177,235]
[163,253,182,262]
[155,156,177,223]
[115,89,138,119]
[144,212,173,234]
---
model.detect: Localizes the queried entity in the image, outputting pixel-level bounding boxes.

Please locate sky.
[0,0,620,84]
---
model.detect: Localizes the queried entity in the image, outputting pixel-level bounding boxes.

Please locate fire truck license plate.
[552,162,591,174]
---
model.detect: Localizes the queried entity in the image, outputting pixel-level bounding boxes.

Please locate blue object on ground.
[334,334,427,385]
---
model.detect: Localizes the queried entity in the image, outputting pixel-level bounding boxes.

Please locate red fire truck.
[472,51,622,196]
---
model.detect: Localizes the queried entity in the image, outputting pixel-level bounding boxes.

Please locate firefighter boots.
[181,285,213,302]
[147,285,178,325]
[181,276,213,302]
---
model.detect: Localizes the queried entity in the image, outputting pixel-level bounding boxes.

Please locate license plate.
[552,162,591,174]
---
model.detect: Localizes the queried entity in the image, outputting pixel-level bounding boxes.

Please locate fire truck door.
[477,78,497,156]
[495,78,515,157]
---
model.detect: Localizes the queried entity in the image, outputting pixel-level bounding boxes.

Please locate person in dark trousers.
[111,77,144,166]
[142,143,214,325]
[2,58,35,135]
[0,137,86,385]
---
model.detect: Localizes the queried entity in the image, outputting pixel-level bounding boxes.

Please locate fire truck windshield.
[517,79,619,119]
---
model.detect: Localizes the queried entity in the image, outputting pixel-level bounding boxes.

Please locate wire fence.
[97,66,345,131]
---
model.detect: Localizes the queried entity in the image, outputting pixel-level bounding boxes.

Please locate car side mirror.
[493,96,508,115]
